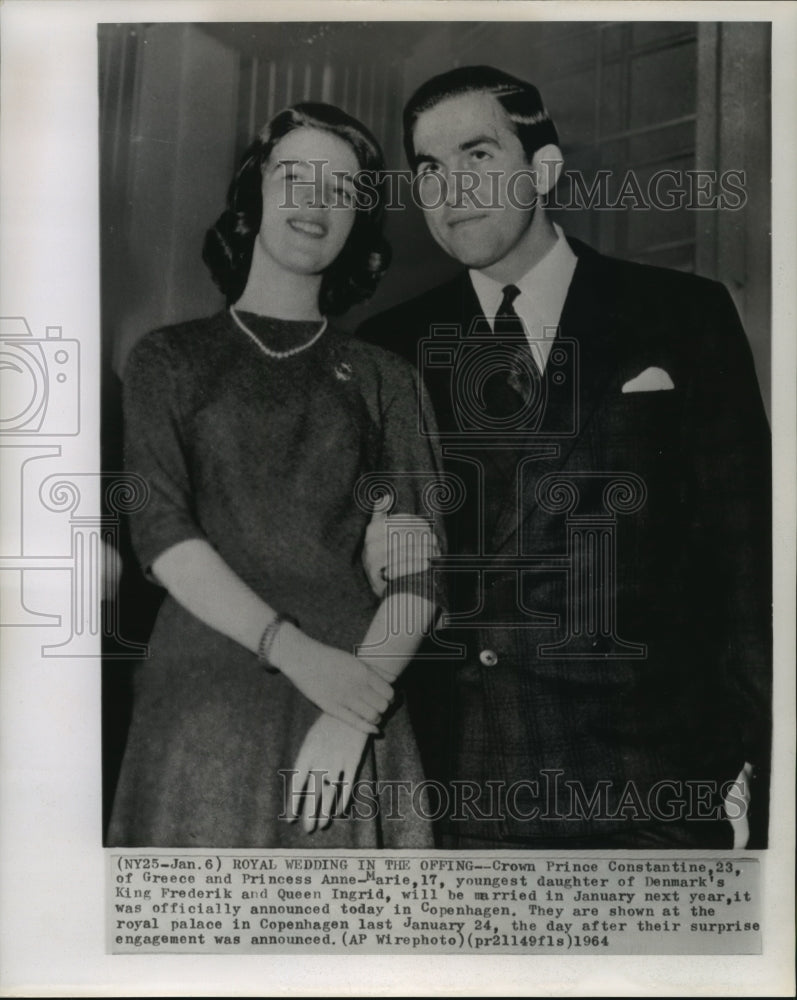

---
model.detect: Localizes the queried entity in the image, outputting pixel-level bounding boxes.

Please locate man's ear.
[531,144,563,195]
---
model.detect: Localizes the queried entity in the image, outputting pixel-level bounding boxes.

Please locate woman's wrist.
[266,620,307,677]
[257,612,300,672]
[358,655,401,683]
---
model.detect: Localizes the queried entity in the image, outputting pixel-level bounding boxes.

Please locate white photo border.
[0,1,794,996]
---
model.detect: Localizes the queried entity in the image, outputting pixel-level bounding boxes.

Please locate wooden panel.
[628,41,697,129]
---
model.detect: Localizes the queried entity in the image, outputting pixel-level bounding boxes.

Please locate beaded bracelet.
[257,612,300,673]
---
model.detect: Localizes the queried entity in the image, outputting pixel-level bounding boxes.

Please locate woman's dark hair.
[203,103,390,315]
[403,65,559,169]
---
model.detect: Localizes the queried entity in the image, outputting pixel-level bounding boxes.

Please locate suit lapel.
[419,272,484,436]
[442,273,523,543]
[489,239,625,552]
[456,270,484,334]
[447,272,533,532]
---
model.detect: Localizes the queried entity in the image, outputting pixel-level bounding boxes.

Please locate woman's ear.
[531,144,564,195]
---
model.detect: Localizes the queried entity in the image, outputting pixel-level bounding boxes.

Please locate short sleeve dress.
[106,310,444,848]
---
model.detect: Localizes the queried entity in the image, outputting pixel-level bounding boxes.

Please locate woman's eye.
[283,165,311,181]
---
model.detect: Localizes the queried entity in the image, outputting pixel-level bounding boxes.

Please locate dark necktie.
[483,284,542,420]
[496,283,524,328]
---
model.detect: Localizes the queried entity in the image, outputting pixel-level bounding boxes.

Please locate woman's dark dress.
[107,311,442,848]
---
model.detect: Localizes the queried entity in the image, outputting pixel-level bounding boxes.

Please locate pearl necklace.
[229,306,328,360]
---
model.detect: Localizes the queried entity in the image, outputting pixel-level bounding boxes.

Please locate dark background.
[99,20,772,834]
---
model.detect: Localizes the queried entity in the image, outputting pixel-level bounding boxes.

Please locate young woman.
[107,103,443,848]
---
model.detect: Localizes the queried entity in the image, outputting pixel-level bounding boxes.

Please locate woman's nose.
[316,181,332,208]
[297,183,328,209]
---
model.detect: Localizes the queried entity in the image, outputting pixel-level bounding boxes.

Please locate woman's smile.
[288,217,329,238]
[256,127,359,276]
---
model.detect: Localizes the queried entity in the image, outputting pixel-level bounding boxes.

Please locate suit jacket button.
[479,648,498,667]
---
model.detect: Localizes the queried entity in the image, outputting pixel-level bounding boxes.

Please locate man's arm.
[689,283,772,836]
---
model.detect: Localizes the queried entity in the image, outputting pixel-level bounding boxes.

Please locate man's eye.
[469,149,491,162]
[418,163,441,175]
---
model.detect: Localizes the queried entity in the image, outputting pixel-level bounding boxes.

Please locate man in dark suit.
[358,66,771,849]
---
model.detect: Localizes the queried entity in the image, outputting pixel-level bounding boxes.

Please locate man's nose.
[445,169,481,209]
[444,168,463,207]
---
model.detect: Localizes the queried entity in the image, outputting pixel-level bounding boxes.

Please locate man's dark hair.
[403,65,559,169]
[203,102,390,315]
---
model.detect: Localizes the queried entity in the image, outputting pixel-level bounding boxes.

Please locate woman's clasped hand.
[270,622,394,735]
[286,714,372,833]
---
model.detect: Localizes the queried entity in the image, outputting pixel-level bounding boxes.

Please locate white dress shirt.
[468,223,577,372]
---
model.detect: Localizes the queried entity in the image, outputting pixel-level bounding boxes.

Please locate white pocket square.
[621,366,674,393]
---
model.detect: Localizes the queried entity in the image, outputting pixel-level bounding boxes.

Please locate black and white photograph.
[101,18,772,852]
[0,1,794,995]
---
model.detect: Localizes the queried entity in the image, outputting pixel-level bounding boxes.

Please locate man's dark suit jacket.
[357,237,771,848]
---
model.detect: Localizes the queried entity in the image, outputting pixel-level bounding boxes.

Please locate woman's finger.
[355,686,391,717]
[313,679,380,730]
[384,550,435,579]
[365,671,394,704]
[336,767,356,818]
[327,705,379,735]
[286,765,310,823]
[382,520,440,578]
[301,768,327,834]
[349,697,383,727]
[317,771,341,830]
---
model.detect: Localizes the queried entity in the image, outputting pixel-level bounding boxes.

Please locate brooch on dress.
[333,361,353,381]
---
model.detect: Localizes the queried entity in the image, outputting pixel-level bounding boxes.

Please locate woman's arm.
[152,538,393,734]
[158,541,437,835]
[290,353,447,830]
[358,356,446,679]
[362,511,440,598]
[124,334,392,735]
[357,586,437,680]
[287,588,437,832]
